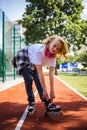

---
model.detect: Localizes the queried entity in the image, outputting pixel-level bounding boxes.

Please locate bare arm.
[49,66,55,101]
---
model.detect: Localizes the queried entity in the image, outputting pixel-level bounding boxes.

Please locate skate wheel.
[58,110,63,117]
[60,110,63,115]
[44,112,48,117]
[29,112,32,116]
[29,111,34,116]
[29,112,33,116]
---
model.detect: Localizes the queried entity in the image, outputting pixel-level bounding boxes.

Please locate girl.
[12,35,68,114]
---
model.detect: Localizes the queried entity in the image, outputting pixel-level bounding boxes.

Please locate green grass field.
[57,73,87,98]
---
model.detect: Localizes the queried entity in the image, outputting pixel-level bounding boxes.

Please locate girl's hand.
[43,88,49,100]
[50,90,55,101]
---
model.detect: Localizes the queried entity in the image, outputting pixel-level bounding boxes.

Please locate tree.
[19,0,87,52]
[75,50,87,67]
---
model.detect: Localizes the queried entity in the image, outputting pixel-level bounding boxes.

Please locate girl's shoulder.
[29,43,45,52]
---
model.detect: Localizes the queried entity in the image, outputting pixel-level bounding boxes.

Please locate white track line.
[15,90,38,130]
[55,76,87,101]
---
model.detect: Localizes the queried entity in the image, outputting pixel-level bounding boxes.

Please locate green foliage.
[75,50,87,67]
[68,55,75,62]
[20,0,87,52]
[56,58,61,69]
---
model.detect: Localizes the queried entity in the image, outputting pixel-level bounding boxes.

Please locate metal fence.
[0,9,25,83]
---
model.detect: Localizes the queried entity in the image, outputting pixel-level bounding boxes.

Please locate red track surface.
[0,73,87,130]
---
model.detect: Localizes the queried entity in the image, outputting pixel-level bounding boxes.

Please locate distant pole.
[13,26,16,79]
[2,11,5,82]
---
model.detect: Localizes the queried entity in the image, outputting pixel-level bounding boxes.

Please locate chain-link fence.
[0,9,25,83]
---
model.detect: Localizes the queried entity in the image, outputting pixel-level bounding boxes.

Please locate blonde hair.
[42,35,68,59]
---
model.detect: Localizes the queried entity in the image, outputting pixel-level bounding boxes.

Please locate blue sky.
[0,0,27,21]
[0,0,87,21]
[81,0,87,19]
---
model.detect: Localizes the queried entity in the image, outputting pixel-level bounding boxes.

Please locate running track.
[0,73,87,130]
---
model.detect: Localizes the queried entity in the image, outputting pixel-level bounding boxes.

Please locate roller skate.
[28,102,35,116]
[45,102,62,116]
